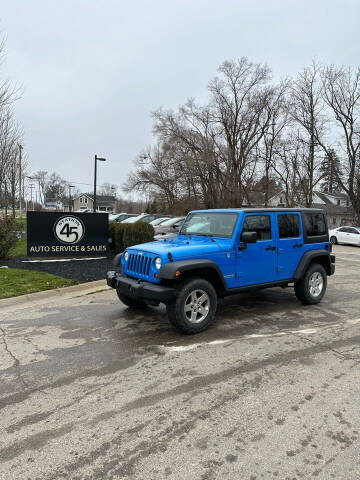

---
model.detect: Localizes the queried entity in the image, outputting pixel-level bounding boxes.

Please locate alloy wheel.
[184,289,210,323]
[309,272,324,297]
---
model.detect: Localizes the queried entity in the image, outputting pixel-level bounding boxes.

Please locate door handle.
[265,246,276,251]
[293,244,303,248]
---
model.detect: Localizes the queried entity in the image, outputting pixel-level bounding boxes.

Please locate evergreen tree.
[319,149,343,193]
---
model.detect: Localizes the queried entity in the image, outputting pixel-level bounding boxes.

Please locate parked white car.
[149,217,171,226]
[121,213,147,224]
[329,226,360,246]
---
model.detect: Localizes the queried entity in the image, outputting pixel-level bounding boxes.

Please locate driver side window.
[242,215,271,240]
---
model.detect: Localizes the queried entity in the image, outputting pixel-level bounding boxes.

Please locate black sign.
[27,212,109,257]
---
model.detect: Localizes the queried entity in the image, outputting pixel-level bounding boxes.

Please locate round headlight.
[124,251,129,262]
[155,257,162,270]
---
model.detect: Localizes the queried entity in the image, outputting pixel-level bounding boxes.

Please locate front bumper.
[106,271,177,304]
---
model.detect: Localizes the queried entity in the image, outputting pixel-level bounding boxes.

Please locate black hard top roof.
[242,208,325,213]
[191,208,326,214]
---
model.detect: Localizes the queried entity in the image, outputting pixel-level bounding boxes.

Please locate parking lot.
[0,244,359,480]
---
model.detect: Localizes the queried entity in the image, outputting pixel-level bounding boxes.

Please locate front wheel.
[294,263,327,305]
[330,236,337,245]
[166,278,217,334]
[116,289,147,308]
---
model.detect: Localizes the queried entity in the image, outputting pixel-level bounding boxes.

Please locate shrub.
[109,222,128,253]
[108,222,117,252]
[0,217,17,259]
[123,221,154,249]
[109,221,154,253]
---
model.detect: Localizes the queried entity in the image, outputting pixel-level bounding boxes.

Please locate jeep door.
[275,213,303,280]
[235,213,277,286]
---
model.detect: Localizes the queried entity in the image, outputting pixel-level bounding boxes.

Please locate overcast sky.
[1,0,359,198]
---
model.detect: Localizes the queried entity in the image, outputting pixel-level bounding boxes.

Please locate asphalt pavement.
[0,245,359,480]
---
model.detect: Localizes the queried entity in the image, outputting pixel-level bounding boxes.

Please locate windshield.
[151,217,169,225]
[180,212,238,238]
[122,216,141,223]
[160,217,183,227]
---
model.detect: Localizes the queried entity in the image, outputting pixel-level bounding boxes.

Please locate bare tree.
[260,80,291,205]
[0,36,24,216]
[290,62,326,206]
[99,182,116,196]
[208,58,275,205]
[319,66,360,219]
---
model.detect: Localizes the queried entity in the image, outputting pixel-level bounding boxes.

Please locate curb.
[0,280,110,314]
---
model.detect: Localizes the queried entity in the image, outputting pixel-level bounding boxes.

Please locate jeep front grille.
[126,253,153,278]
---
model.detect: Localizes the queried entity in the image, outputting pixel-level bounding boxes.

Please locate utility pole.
[68,185,74,212]
[29,184,34,211]
[18,144,23,217]
[93,154,106,212]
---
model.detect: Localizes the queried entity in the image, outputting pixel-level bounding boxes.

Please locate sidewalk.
[0,279,110,314]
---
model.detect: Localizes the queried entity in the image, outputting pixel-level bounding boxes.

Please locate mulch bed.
[0,255,116,283]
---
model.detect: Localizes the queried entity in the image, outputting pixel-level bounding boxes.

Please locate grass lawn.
[15,217,27,230]
[9,238,27,257]
[0,268,78,299]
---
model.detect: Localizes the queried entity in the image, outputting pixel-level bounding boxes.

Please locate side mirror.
[239,231,257,249]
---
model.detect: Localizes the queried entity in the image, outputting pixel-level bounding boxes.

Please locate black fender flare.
[159,259,227,288]
[113,253,123,267]
[293,250,332,280]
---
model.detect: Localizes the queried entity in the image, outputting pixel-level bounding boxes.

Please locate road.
[0,245,359,480]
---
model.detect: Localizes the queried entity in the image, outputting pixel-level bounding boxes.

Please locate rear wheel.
[116,289,147,308]
[294,263,327,305]
[166,278,217,334]
[330,236,337,244]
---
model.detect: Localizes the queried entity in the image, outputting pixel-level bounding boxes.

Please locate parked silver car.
[154,216,185,238]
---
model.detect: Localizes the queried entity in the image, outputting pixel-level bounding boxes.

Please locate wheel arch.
[293,250,332,280]
[159,259,227,295]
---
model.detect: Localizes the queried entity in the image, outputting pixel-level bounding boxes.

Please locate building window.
[84,197,88,204]
[333,217,336,225]
[337,199,340,205]
[277,214,300,238]
[80,197,83,204]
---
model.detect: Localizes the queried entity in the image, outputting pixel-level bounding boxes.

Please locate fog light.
[175,270,181,277]
[154,273,158,279]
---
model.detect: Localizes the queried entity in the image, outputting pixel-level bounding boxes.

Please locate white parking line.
[161,329,320,353]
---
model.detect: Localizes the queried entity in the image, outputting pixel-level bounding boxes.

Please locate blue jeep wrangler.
[107,209,335,334]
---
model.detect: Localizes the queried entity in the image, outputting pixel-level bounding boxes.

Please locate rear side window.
[243,215,271,240]
[303,213,326,237]
[278,214,300,238]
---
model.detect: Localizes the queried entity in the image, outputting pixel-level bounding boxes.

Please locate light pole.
[18,144,23,217]
[68,185,75,212]
[111,186,116,213]
[93,154,106,212]
[29,184,34,211]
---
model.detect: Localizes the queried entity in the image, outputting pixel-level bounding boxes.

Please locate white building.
[268,191,353,227]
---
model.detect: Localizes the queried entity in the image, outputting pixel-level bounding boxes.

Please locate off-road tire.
[116,290,147,308]
[330,236,337,245]
[294,263,327,305]
[166,277,217,334]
